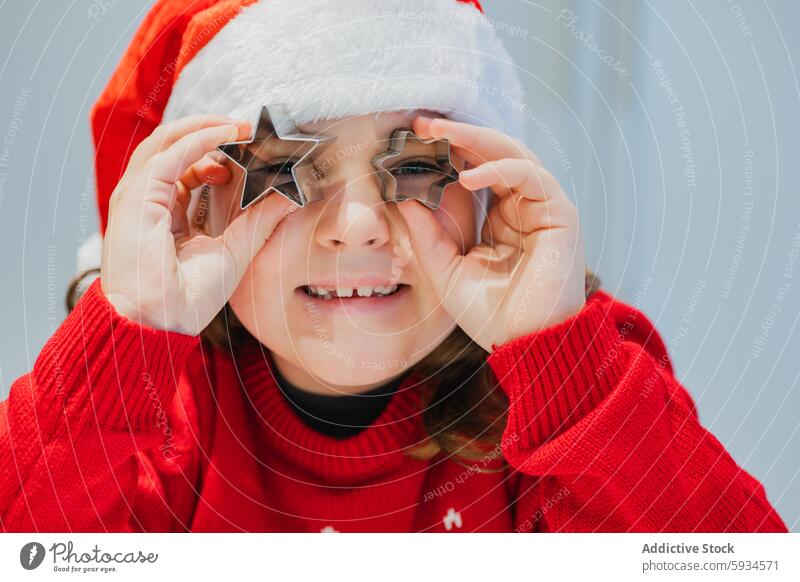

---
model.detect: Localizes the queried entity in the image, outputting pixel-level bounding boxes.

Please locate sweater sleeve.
[0,279,201,532]
[488,293,788,533]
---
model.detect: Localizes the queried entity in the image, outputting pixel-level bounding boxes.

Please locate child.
[0,0,787,532]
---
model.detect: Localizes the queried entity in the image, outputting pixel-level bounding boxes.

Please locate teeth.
[375,285,399,295]
[307,286,331,298]
[306,284,401,298]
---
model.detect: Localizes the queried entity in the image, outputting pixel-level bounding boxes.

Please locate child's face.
[217,111,479,393]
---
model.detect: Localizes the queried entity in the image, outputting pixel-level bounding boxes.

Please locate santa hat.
[82,0,525,272]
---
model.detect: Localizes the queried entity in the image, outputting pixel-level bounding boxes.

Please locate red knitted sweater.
[0,280,787,532]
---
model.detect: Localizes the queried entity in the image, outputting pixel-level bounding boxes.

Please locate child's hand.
[101,115,297,335]
[397,117,586,352]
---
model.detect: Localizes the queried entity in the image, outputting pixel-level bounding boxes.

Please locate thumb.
[396,199,463,300]
[219,193,297,282]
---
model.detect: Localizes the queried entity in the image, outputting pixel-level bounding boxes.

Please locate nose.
[313,173,392,251]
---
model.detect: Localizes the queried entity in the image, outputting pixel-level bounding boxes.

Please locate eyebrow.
[254,118,425,158]
[295,118,418,140]
[246,136,317,159]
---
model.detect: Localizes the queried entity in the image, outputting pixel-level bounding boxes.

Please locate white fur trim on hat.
[162,0,526,141]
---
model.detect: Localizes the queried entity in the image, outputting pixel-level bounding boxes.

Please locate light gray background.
[1,1,798,530]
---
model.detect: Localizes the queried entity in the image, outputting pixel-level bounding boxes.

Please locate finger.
[172,179,210,237]
[217,193,298,282]
[497,194,549,234]
[127,116,249,177]
[170,192,191,238]
[396,199,463,300]
[412,116,541,167]
[134,114,249,163]
[145,124,240,201]
[176,151,233,231]
[481,202,525,248]
[459,158,561,201]
[180,152,232,191]
[126,115,243,172]
[174,179,191,214]
[503,193,579,233]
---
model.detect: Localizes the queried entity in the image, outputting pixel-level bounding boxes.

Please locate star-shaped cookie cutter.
[370,130,459,210]
[217,104,336,209]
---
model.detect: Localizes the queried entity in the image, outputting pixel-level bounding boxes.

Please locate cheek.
[228,252,283,344]
[435,184,479,251]
[226,203,460,385]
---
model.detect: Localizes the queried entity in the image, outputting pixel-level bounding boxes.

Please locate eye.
[390,158,442,177]
[250,158,297,176]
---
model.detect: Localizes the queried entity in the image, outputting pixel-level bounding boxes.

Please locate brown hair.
[68,268,600,463]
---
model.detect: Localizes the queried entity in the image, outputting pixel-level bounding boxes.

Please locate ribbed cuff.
[33,279,201,431]
[487,296,629,458]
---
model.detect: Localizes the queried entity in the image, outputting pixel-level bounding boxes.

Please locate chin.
[295,341,415,388]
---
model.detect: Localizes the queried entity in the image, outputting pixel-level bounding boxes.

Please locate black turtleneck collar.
[272,366,408,439]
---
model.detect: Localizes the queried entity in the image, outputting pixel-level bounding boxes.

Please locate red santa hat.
[81,0,525,271]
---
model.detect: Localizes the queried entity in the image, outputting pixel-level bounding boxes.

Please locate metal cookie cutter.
[370,129,459,210]
[217,104,336,209]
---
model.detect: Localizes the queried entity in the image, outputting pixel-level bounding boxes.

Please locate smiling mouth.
[300,284,407,300]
